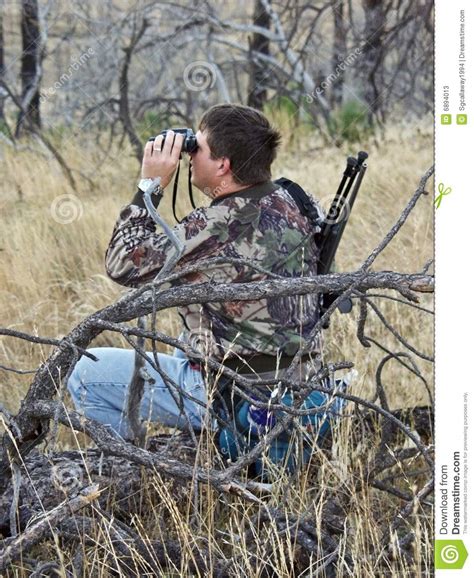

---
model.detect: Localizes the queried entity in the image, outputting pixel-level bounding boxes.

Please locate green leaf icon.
[435,540,468,569]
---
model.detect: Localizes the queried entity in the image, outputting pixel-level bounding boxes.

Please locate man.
[68,104,323,439]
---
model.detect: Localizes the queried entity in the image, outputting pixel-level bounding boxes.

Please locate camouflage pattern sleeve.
[105,201,234,287]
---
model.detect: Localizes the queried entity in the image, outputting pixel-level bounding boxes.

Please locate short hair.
[198,104,281,185]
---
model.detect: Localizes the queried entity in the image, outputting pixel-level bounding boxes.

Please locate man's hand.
[141,130,185,189]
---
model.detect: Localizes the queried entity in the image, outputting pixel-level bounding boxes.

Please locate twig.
[126,316,147,446]
[30,561,65,578]
[365,297,433,361]
[0,484,100,572]
[362,337,433,406]
[9,463,21,537]
[0,364,37,375]
[361,166,434,270]
[370,479,431,504]
[355,292,433,314]
[0,328,97,360]
[382,477,434,546]
[0,168,434,476]
[0,79,77,191]
[356,294,371,347]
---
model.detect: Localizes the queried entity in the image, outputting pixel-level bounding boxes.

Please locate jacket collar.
[210,180,279,206]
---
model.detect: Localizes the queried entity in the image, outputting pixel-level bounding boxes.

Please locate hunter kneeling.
[67,103,326,443]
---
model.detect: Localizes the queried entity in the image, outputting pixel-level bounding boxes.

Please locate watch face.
[139,179,153,191]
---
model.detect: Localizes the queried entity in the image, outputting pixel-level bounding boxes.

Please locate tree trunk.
[331,0,346,107]
[247,0,271,110]
[0,9,5,122]
[15,0,42,137]
[361,0,386,124]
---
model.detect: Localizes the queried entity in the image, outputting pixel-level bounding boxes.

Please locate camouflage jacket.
[105,181,324,364]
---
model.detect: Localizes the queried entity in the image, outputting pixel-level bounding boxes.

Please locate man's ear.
[217,157,231,176]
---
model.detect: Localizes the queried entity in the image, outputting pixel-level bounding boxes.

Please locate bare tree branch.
[0,484,100,573]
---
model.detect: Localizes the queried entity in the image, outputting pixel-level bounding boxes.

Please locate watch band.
[133,177,164,209]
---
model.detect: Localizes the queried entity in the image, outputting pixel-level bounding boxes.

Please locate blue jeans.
[67,344,207,439]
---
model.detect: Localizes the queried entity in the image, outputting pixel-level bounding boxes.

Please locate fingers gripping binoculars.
[148,128,198,153]
[148,128,197,222]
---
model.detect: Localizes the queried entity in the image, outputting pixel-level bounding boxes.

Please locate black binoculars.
[148,128,198,153]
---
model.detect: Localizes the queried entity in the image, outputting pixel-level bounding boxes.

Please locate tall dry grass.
[0,120,433,576]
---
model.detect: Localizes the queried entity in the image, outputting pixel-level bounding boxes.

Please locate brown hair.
[198,103,281,185]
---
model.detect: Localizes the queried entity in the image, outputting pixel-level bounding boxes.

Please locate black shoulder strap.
[274,177,321,227]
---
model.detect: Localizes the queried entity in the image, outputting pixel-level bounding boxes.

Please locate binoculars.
[148,128,198,153]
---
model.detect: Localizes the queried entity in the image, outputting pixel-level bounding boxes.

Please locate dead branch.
[126,316,148,446]
[18,400,265,503]
[0,78,77,192]
[366,298,433,361]
[362,166,433,269]
[0,328,98,361]
[119,17,149,163]
[57,513,232,577]
[0,484,100,573]
[0,267,433,473]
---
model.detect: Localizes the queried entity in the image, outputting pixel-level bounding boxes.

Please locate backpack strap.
[274,177,322,227]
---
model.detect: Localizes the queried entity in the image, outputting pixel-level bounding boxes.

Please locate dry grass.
[0,120,433,576]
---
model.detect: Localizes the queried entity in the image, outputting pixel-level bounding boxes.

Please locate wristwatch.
[138,177,162,194]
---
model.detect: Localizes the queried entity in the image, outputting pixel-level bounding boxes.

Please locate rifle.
[317,151,369,315]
